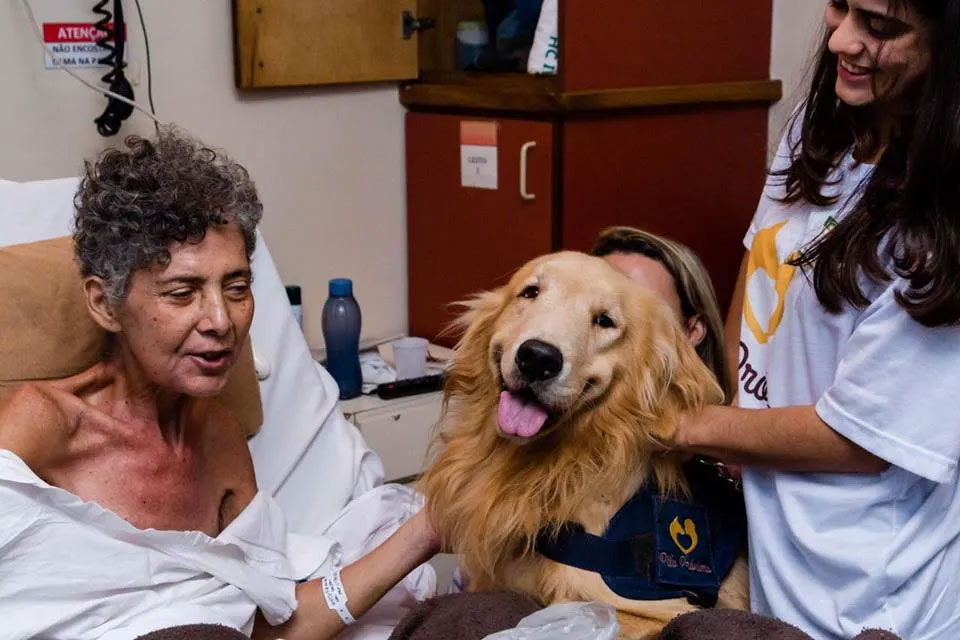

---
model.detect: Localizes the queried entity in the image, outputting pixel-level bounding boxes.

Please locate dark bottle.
[321,278,362,400]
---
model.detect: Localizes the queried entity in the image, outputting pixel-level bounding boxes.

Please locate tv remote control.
[376,373,444,400]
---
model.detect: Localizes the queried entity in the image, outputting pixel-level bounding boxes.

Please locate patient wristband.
[321,568,356,626]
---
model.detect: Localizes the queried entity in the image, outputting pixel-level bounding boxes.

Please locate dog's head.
[448,251,721,445]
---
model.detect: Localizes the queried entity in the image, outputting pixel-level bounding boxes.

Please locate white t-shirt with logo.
[738,128,960,640]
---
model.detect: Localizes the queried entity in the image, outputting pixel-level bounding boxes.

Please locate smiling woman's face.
[825,0,933,108]
[113,222,254,397]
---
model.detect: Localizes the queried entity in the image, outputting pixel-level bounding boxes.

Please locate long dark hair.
[778,0,960,327]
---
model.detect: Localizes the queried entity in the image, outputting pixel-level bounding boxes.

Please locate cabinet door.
[353,394,443,483]
[561,0,772,91]
[560,106,769,312]
[233,0,419,88]
[406,113,554,345]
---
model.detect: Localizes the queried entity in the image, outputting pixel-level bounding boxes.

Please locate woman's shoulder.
[1,381,68,421]
[0,380,78,470]
[0,362,119,458]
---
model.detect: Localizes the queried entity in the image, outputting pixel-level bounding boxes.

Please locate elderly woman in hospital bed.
[0,129,438,640]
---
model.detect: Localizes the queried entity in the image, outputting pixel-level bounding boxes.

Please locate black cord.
[133,0,154,116]
[92,0,135,136]
[92,0,121,89]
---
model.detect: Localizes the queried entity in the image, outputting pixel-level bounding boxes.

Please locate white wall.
[0,0,407,349]
[768,0,826,156]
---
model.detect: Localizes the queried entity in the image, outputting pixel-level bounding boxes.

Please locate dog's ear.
[637,317,724,496]
[631,300,724,414]
[425,287,509,562]
[447,289,503,345]
[633,308,724,449]
[667,327,725,411]
[443,288,507,398]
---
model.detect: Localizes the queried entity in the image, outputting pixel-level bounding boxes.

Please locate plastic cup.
[456,20,489,70]
[393,337,429,380]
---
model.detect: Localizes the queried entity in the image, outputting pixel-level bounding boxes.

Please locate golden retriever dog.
[422,252,748,639]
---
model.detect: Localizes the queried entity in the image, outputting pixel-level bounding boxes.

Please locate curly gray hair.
[73,127,263,304]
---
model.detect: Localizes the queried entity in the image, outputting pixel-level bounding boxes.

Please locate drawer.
[352,395,443,483]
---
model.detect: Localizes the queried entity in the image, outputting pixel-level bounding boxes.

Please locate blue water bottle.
[321,278,363,400]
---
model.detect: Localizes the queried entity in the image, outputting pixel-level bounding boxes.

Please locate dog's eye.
[519,285,540,300]
[594,312,616,329]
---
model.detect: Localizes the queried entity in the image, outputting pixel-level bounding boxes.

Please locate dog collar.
[534,461,746,607]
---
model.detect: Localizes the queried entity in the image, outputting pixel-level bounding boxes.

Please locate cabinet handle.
[520,141,537,201]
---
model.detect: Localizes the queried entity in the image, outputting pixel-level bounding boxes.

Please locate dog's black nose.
[516,339,563,382]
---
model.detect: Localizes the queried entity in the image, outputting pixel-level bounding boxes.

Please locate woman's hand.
[669,404,722,454]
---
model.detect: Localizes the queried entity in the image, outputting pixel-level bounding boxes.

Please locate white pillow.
[0,177,79,246]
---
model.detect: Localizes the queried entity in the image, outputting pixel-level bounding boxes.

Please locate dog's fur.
[422,252,747,639]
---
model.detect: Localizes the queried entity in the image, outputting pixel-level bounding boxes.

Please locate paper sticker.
[42,22,127,69]
[460,121,498,190]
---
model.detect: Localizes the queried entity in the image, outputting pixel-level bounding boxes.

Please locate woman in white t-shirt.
[671,2,960,638]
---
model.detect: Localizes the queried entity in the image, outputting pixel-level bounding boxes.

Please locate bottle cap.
[285,285,301,305]
[329,278,353,297]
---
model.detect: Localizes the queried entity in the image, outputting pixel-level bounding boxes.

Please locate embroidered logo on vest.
[669,516,699,554]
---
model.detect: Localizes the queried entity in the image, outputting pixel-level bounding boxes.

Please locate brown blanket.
[660,609,902,640]
[390,595,903,640]
[132,604,902,640]
[135,624,248,640]
[388,591,542,640]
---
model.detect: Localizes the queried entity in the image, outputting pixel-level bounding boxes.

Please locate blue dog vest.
[535,461,745,607]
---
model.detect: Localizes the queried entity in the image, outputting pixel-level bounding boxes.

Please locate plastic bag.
[480,602,619,640]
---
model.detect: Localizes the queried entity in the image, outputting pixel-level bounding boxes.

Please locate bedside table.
[340,391,443,484]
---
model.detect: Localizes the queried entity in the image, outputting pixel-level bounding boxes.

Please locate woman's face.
[115,223,254,397]
[825,0,933,108]
[603,252,683,317]
[602,252,705,346]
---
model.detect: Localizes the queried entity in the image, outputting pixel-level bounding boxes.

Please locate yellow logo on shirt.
[743,220,797,344]
[669,516,699,555]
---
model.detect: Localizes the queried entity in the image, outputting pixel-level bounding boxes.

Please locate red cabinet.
[404,1,778,345]
[406,114,554,343]
[560,105,770,306]
[406,104,770,345]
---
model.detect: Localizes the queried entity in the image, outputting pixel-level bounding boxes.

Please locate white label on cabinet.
[460,121,498,190]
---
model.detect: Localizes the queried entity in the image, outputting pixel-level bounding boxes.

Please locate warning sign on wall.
[42,23,127,69]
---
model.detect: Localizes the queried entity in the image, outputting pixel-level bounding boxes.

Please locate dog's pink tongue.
[498,390,548,438]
